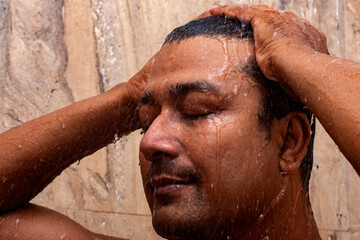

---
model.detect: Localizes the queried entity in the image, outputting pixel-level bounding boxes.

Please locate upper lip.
[150,174,192,188]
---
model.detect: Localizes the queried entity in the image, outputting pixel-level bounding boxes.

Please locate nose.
[139,113,180,163]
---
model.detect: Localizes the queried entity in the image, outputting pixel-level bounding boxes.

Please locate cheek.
[139,153,152,199]
[180,114,258,184]
[189,113,271,196]
[139,156,157,212]
[139,152,150,179]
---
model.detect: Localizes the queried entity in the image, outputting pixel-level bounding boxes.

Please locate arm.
[271,45,360,175]
[0,204,125,240]
[211,5,360,175]
[0,55,155,214]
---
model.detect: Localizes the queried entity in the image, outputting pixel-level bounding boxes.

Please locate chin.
[151,199,253,240]
[151,202,212,240]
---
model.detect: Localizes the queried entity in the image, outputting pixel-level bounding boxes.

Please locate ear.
[277,112,311,175]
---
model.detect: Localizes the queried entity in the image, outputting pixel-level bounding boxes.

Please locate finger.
[253,5,274,10]
[193,10,212,20]
[223,5,254,23]
[209,5,228,16]
[213,5,257,24]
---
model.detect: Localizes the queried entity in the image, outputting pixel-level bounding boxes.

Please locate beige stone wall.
[0,0,358,239]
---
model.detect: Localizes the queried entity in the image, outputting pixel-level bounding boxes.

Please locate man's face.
[138,36,283,239]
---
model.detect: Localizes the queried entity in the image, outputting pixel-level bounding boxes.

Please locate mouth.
[150,174,196,195]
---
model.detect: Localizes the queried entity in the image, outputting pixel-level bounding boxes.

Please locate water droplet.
[14,218,20,237]
[336,211,343,218]
[117,195,124,201]
[17,145,23,150]
[113,133,119,143]
[100,218,107,227]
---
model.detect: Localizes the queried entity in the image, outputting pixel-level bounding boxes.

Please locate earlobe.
[278,113,311,175]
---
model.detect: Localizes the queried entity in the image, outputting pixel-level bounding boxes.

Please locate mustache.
[145,160,202,188]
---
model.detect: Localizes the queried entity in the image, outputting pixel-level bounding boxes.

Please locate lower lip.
[154,184,192,195]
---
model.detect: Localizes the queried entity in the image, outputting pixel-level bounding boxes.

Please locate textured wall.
[0,0,359,239]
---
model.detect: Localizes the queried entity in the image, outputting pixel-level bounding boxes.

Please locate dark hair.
[164,16,315,194]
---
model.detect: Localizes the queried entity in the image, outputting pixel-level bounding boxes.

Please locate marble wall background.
[0,0,359,239]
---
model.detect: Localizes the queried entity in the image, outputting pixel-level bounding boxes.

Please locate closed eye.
[182,111,214,120]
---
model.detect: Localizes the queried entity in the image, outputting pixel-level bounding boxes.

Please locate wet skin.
[137,37,288,239]
[211,5,360,175]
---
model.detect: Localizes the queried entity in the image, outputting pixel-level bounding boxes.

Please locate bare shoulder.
[0,204,126,240]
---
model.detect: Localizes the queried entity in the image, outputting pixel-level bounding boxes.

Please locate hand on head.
[125,52,159,106]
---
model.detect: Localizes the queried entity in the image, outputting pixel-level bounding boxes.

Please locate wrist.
[105,82,140,133]
[270,43,318,83]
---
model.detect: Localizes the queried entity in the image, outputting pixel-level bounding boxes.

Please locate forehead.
[148,36,255,90]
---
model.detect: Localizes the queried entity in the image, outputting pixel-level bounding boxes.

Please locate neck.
[233,175,321,240]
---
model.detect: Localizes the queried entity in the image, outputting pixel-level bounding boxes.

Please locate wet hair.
[164,16,315,194]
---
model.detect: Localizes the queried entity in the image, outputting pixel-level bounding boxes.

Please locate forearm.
[274,47,360,174]
[0,83,137,213]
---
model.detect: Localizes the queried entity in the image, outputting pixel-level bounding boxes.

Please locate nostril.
[153,152,171,158]
[147,151,173,162]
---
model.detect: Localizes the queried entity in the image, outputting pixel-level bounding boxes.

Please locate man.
[0,4,359,240]
[137,16,317,240]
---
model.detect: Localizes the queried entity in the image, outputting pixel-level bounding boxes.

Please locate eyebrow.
[168,81,219,97]
[138,80,220,107]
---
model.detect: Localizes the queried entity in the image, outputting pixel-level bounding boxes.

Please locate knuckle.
[255,5,274,10]
[283,10,295,15]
